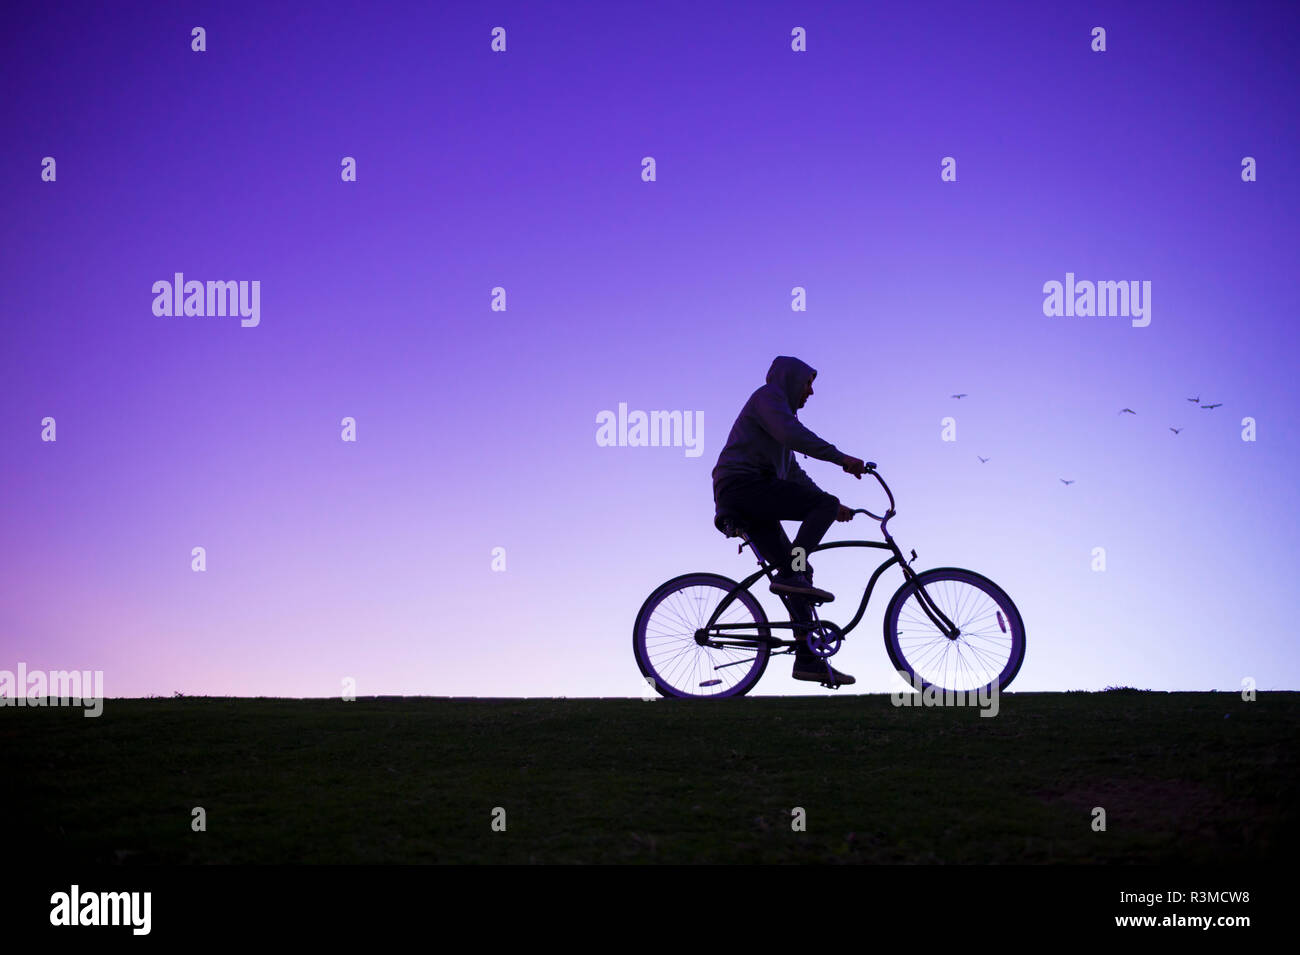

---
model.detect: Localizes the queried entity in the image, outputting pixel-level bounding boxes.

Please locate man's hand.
[836,504,855,522]
[841,455,867,478]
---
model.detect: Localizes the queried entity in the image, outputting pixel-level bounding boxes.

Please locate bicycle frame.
[699,477,961,650]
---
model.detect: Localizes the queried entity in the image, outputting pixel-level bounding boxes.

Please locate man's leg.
[734,515,793,578]
[784,594,822,664]
[788,494,838,579]
[716,477,838,662]
[719,477,837,574]
[732,521,820,662]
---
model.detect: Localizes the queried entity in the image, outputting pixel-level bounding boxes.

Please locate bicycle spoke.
[637,576,771,697]
[891,575,1020,693]
[957,636,1002,674]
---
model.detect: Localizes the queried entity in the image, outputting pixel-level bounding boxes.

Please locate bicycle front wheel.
[633,573,771,699]
[883,567,1026,696]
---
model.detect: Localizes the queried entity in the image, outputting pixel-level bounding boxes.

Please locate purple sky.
[3,1,1298,698]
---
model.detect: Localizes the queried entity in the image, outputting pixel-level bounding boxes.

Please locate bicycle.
[632,464,1026,698]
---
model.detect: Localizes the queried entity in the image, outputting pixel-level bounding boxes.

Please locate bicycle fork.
[898,559,961,640]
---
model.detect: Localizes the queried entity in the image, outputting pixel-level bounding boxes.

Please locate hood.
[765,356,817,412]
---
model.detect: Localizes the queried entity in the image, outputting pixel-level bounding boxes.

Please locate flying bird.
[977,455,989,463]
[1202,402,1222,409]
[1188,396,1200,403]
[1118,408,1136,415]
[951,393,968,399]
[1060,479,1075,485]
[1170,427,1182,434]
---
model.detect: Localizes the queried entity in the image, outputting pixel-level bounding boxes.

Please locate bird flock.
[950,393,1225,486]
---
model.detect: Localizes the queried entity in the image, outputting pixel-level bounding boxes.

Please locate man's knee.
[812,492,838,516]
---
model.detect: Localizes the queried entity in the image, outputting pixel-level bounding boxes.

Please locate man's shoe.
[792,658,856,686]
[769,572,834,603]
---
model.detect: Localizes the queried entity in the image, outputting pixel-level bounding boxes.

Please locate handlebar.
[848,462,895,524]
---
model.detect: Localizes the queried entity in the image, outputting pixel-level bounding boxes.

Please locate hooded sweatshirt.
[712,356,844,509]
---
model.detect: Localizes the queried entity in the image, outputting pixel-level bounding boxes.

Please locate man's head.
[798,372,815,409]
[766,356,818,413]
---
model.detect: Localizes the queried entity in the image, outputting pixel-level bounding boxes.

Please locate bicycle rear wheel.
[633,573,771,699]
[883,567,1026,696]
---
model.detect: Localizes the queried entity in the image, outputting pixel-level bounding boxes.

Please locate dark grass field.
[8,690,1297,864]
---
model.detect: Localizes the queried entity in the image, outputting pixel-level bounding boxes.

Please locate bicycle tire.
[633,572,772,699]
[883,566,1026,696]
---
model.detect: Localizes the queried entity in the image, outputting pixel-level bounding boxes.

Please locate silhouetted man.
[712,356,867,686]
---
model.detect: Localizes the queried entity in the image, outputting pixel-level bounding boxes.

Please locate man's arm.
[752,388,843,464]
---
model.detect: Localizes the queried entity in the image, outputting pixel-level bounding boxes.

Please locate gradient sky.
[3,0,1298,698]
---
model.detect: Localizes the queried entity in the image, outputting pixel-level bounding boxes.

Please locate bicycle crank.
[803,622,843,659]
